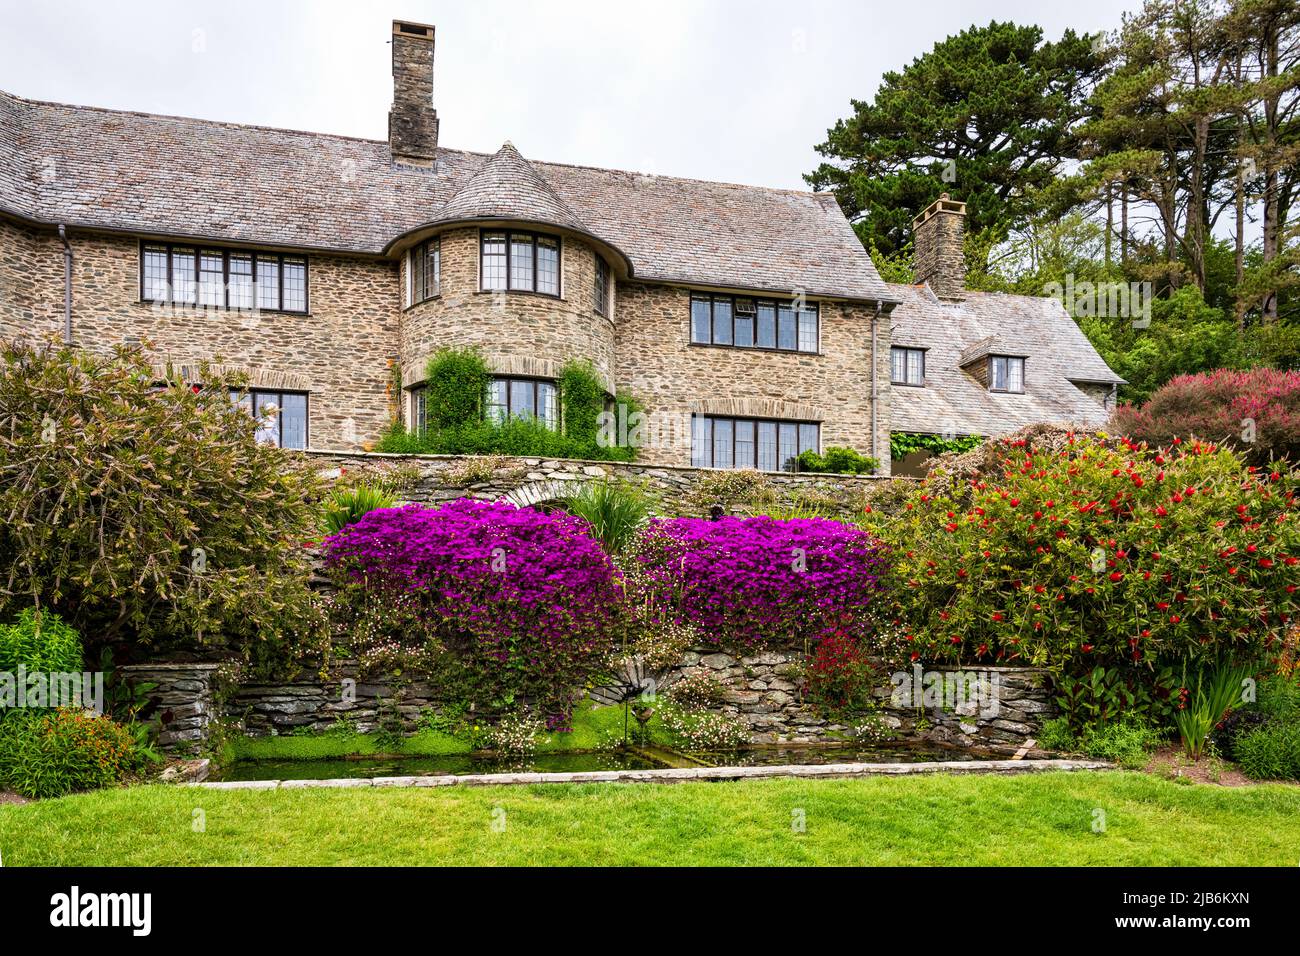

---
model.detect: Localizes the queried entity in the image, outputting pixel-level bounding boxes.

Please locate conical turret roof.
[435,141,587,231]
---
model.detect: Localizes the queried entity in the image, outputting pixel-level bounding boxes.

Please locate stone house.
[0,20,1121,476]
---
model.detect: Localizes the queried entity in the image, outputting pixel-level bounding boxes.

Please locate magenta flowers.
[631,516,889,648]
[322,499,619,710]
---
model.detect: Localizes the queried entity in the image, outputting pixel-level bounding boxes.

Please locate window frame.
[407,237,441,307]
[479,229,563,297]
[691,414,820,472]
[227,388,310,449]
[486,375,559,428]
[891,346,927,387]
[989,355,1026,394]
[593,255,610,316]
[140,241,309,314]
[689,294,818,354]
[407,384,429,434]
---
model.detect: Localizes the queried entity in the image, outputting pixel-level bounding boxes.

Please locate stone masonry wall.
[300,448,893,517]
[0,223,401,450]
[120,663,220,755]
[399,226,616,392]
[129,657,1055,752]
[615,280,894,473]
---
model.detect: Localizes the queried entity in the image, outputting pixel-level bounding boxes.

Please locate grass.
[2,772,1299,866]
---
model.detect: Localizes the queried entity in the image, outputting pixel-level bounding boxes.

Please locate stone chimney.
[912,193,966,301]
[388,20,439,166]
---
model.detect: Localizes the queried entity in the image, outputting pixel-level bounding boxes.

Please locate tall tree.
[806,21,1103,259]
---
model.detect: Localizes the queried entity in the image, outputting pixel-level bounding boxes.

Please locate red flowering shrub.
[804,630,880,714]
[0,709,143,799]
[323,500,620,715]
[869,433,1299,672]
[1110,368,1300,467]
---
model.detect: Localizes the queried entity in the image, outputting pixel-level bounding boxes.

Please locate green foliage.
[322,483,395,535]
[808,21,1104,256]
[0,343,327,675]
[561,479,654,554]
[0,607,83,675]
[889,431,984,462]
[1234,721,1300,781]
[1037,716,1075,752]
[1054,665,1179,731]
[0,708,145,799]
[422,348,489,432]
[1077,717,1163,769]
[376,352,637,462]
[797,446,879,475]
[1173,661,1256,761]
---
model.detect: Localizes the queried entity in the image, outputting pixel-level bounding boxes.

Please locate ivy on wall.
[377,348,639,462]
[889,431,983,461]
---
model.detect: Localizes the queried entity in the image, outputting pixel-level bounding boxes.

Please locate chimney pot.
[912,193,967,301]
[389,20,439,167]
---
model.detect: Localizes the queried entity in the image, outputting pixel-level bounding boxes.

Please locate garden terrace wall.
[127,660,1055,752]
[300,449,893,517]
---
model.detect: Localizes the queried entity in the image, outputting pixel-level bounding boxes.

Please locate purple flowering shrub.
[627,516,890,650]
[322,499,619,712]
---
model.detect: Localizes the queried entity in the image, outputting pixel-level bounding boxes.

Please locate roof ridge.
[5,88,836,199]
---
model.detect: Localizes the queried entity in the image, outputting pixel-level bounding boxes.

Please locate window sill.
[474,289,564,302]
[402,294,442,313]
[688,342,821,357]
[892,381,926,388]
[137,300,311,317]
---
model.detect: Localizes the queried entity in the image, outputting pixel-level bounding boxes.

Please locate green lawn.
[2,771,1298,866]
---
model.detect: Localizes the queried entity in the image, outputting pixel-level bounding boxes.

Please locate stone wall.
[120,663,221,754]
[398,226,616,392]
[0,223,401,450]
[668,649,1053,749]
[128,657,1055,754]
[301,448,893,517]
[615,280,893,472]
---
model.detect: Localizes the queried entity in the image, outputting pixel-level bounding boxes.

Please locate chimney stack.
[912,193,966,301]
[388,20,439,166]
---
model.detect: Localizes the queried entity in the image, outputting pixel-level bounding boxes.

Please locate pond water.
[214,739,1023,782]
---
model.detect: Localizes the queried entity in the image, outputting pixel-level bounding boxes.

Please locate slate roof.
[887,283,1125,438]
[0,90,895,303]
[431,142,587,232]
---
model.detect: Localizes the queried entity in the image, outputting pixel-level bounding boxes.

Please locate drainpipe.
[870,301,882,468]
[58,225,72,345]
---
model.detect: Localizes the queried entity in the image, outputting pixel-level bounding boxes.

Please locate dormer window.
[891,346,925,386]
[990,355,1025,393]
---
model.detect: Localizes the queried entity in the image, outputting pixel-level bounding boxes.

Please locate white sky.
[0,0,1143,191]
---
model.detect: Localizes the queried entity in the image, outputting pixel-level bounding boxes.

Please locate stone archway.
[499,478,592,509]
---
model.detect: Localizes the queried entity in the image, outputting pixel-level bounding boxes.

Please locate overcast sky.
[0,0,1141,191]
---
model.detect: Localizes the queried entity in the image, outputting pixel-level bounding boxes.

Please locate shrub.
[322,500,619,716]
[0,607,83,675]
[797,446,880,475]
[562,479,654,554]
[869,430,1298,672]
[628,515,890,652]
[321,483,396,535]
[803,629,880,715]
[0,709,143,798]
[0,343,326,675]
[685,469,771,514]
[1110,367,1300,467]
[1234,721,1300,781]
